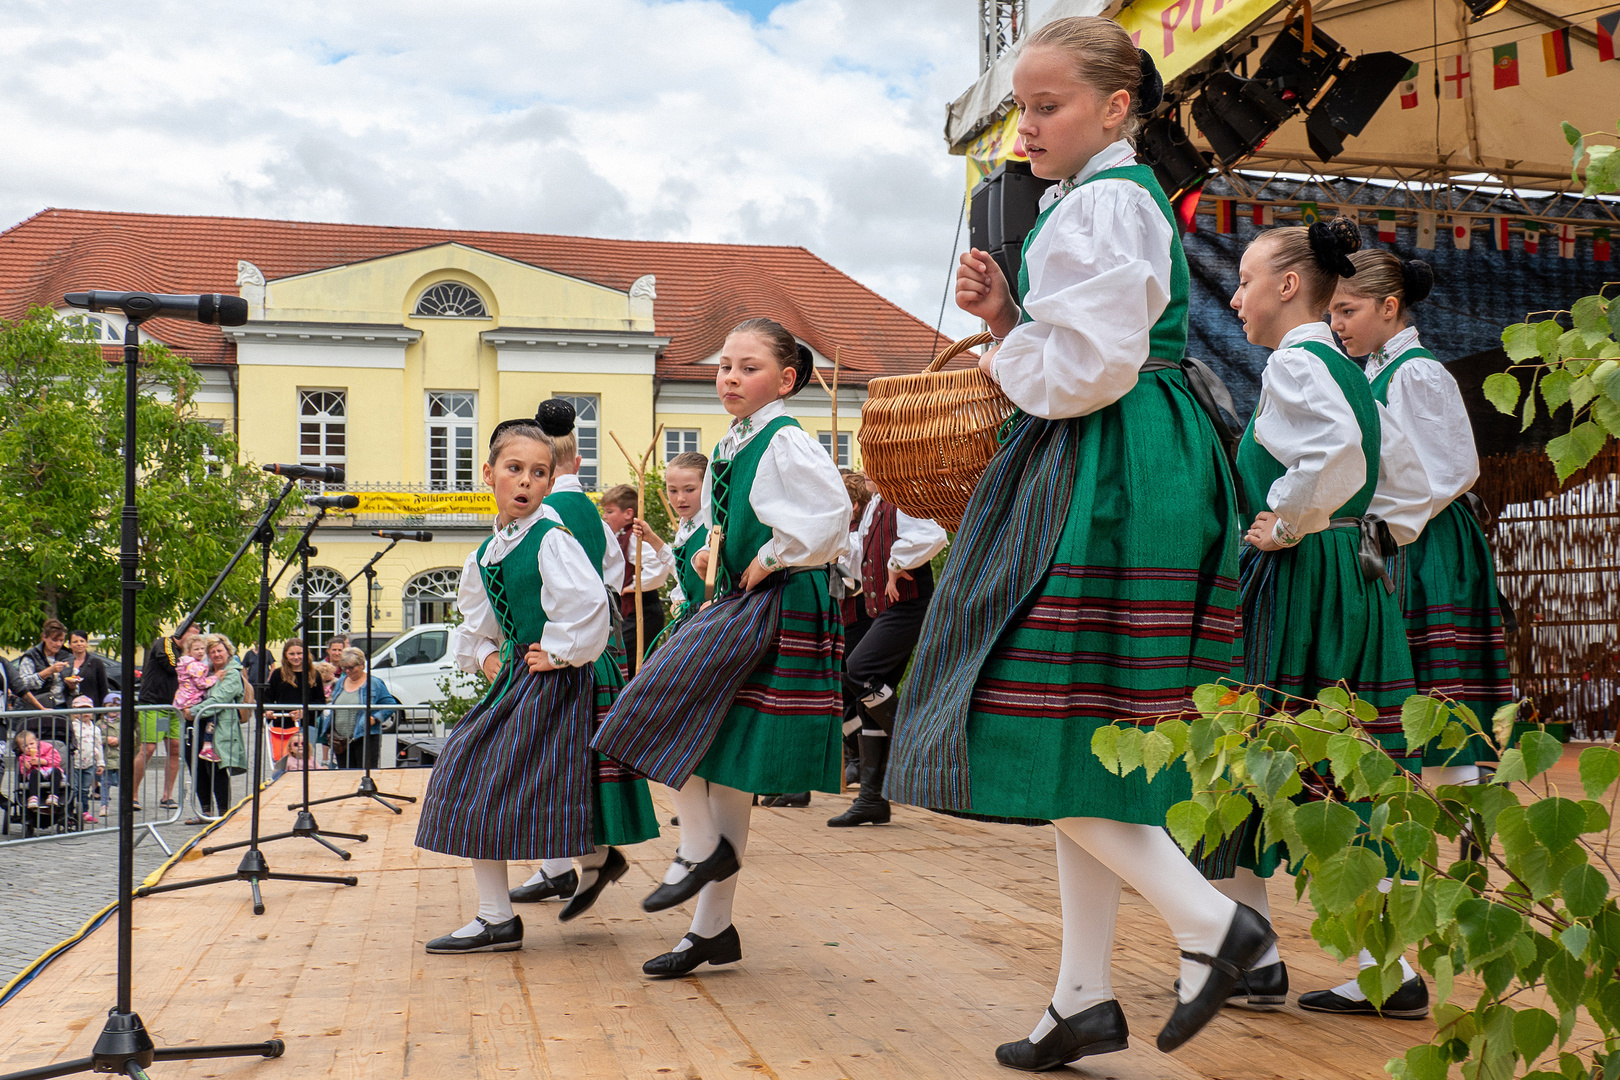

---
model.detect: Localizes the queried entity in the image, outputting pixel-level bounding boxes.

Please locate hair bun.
[1307,217,1361,278]
[535,397,576,437]
[1136,49,1164,114]
[790,343,816,396]
[1399,258,1434,305]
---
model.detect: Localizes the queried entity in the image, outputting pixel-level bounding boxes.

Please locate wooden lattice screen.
[1474,444,1620,740]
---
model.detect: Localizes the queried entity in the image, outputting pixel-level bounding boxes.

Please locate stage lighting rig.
[1465,0,1509,20]
[1139,114,1212,200]
[1306,51,1414,162]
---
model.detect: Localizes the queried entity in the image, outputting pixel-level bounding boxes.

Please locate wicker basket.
[857,331,1015,531]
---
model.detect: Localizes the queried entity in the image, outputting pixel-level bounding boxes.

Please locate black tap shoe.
[642,925,743,977]
[994,1000,1129,1071]
[1157,902,1276,1052]
[559,847,627,922]
[424,915,523,954]
[642,837,740,912]
[1175,960,1289,1008]
[1298,974,1430,1019]
[510,868,578,903]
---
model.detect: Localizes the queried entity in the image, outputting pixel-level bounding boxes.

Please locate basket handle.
[924,331,996,374]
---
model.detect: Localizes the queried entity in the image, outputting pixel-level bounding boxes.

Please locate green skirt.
[962,370,1243,824]
[694,572,844,794]
[591,652,660,846]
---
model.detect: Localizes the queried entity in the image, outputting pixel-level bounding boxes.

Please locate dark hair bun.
[1136,49,1164,114]
[1308,216,1361,278]
[536,397,576,437]
[1399,258,1434,305]
[789,343,816,397]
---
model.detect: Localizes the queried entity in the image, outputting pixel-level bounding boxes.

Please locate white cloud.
[0,0,983,340]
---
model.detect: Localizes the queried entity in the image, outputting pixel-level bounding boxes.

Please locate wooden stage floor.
[0,768,1460,1079]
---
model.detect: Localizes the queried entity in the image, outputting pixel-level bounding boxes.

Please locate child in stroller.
[10,729,78,837]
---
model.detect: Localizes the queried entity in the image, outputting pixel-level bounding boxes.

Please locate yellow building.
[5,209,943,645]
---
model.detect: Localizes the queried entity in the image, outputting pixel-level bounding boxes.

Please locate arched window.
[59,312,125,344]
[404,568,462,629]
[288,567,350,647]
[413,282,488,318]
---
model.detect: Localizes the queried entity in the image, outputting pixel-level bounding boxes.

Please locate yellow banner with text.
[349,492,498,515]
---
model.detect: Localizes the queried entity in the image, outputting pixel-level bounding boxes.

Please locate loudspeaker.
[1305,51,1412,161]
[1191,70,1295,168]
[967,160,1056,289]
[1253,17,1347,104]
[1139,114,1211,199]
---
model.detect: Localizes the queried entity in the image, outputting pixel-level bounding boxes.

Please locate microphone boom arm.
[175,477,300,637]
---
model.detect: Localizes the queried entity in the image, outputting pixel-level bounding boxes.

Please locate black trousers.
[185,725,233,814]
[842,596,931,728]
[622,590,667,658]
[841,612,874,737]
[336,730,383,770]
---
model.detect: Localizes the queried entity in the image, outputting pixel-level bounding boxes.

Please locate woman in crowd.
[318,647,401,770]
[185,634,248,824]
[66,630,110,709]
[263,639,323,765]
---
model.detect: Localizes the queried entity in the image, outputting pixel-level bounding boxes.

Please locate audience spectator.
[66,630,110,709]
[18,618,72,714]
[240,642,271,685]
[134,622,199,812]
[98,691,123,819]
[324,634,350,672]
[185,634,246,825]
[12,729,67,812]
[315,660,339,704]
[319,647,400,770]
[263,639,321,763]
[67,695,105,823]
[271,730,321,781]
[173,636,220,761]
[2,655,45,712]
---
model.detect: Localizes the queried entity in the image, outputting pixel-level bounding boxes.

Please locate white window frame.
[289,567,351,647]
[404,568,462,630]
[554,395,600,491]
[664,428,701,462]
[412,282,489,319]
[425,391,478,491]
[299,389,347,480]
[818,431,851,468]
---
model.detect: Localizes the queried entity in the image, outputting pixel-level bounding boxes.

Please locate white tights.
[451,859,516,938]
[663,776,754,946]
[1028,817,1239,1041]
[1211,868,1281,968]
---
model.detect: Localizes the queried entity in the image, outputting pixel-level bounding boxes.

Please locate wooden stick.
[812,347,842,465]
[703,527,724,604]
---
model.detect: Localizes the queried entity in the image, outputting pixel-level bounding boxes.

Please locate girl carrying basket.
[886,18,1273,1069]
[592,317,850,978]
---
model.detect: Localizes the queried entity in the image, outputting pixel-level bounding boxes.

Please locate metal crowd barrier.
[1,705,190,853]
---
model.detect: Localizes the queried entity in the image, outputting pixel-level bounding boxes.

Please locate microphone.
[306,495,360,511]
[263,463,345,483]
[374,530,433,542]
[63,291,250,327]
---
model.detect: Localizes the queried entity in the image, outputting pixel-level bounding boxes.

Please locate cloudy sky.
[0,0,983,338]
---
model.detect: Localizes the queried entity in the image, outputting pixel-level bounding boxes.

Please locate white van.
[368,624,475,707]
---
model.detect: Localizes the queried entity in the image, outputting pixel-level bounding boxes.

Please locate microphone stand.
[203,506,367,859]
[136,490,358,910]
[296,539,417,814]
[1,313,284,1080]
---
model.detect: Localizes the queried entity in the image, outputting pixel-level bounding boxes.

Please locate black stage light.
[1253,17,1348,105]
[967,160,1056,287]
[1305,51,1414,161]
[1191,69,1295,168]
[1465,0,1509,19]
[1139,115,1212,199]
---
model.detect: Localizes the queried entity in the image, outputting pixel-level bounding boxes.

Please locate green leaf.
[1520,730,1564,780]
[1402,695,1449,750]
[1579,745,1620,799]
[1316,685,1352,714]
[1542,948,1585,1014]
[1584,144,1620,195]
[1527,797,1587,852]
[1541,368,1576,413]
[1564,120,1584,146]
[1357,752,1397,798]
[1092,724,1121,775]
[1514,1007,1559,1070]
[1547,421,1608,483]
[1496,747,1529,785]
[1432,952,1454,1005]
[1391,820,1433,867]
[1294,799,1361,858]
[1217,792,1253,837]
[1491,701,1520,748]
[1192,683,1223,717]
[1142,730,1173,782]
[1536,318,1565,358]
[1158,718,1190,759]
[1570,373,1600,412]
[1558,328,1595,361]
[1116,725,1144,776]
[1523,378,1540,431]
[1558,924,1588,958]
[1582,798,1610,833]
[1562,864,1609,918]
[1573,294,1613,336]
[1312,846,1386,909]
[1166,800,1207,852]
[1189,716,1218,761]
[1594,396,1620,439]
[1503,322,1541,362]
[1483,371,1524,414]
[1455,898,1525,963]
[1594,358,1620,400]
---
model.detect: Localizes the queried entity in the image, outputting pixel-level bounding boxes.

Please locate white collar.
[1364,326,1422,378]
[673,515,702,545]
[717,399,788,459]
[1276,320,1341,354]
[1045,141,1138,207]
[551,473,584,494]
[481,504,563,567]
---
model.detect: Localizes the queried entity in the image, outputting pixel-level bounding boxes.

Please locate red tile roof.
[0,208,953,384]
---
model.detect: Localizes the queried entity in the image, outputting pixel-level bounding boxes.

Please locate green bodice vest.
[1237,339,1382,521]
[674,523,709,605]
[544,489,607,576]
[475,517,564,647]
[1017,162,1190,361]
[1368,346,1439,405]
[711,415,799,590]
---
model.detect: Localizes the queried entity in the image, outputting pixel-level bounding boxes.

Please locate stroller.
[4,727,83,839]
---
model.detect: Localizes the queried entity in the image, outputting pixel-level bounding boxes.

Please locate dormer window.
[58,311,125,344]
[413,282,488,318]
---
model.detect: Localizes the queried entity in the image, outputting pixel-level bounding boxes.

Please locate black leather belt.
[1326,515,1397,594]
[1140,356,1242,462]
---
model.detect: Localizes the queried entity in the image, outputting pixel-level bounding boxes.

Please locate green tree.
[0,307,295,653]
[1485,119,1620,482]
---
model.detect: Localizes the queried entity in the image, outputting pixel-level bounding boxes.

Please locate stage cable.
[932,188,968,360]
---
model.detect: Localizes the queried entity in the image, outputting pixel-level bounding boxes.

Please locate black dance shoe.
[510,868,578,903]
[642,837,741,912]
[424,915,523,954]
[558,848,628,922]
[642,925,743,977]
[994,1001,1129,1071]
[1174,960,1289,1008]
[760,793,810,807]
[1156,902,1276,1052]
[1298,975,1430,1019]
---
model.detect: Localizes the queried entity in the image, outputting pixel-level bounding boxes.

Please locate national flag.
[1443,54,1472,98]
[1493,43,1520,88]
[1559,223,1577,258]
[1543,28,1574,76]
[1378,209,1398,241]
[1300,201,1321,225]
[1598,10,1619,62]
[1400,63,1420,108]
[1596,228,1613,261]
[1523,221,1540,254]
[1253,203,1275,226]
[1417,211,1437,249]
[1452,215,1473,249]
[1492,215,1512,250]
[1215,198,1235,234]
